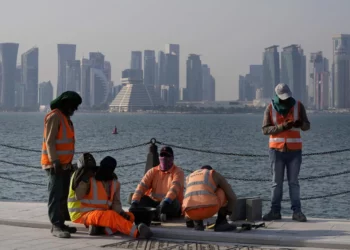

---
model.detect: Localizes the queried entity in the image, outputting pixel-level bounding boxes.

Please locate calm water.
[0,112,349,219]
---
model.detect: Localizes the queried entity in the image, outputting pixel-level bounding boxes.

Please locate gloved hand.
[159,199,171,214]
[120,211,130,220]
[52,160,62,175]
[293,120,303,128]
[129,201,139,210]
[282,120,294,130]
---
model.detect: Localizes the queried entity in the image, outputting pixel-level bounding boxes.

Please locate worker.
[41,91,82,238]
[182,165,237,231]
[68,154,153,239]
[262,83,310,222]
[130,146,184,222]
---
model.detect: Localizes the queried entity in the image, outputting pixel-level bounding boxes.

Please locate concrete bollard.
[230,198,247,221]
[144,139,160,174]
[246,197,262,221]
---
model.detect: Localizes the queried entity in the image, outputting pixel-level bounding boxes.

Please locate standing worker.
[182,166,237,231]
[41,91,82,238]
[262,83,310,222]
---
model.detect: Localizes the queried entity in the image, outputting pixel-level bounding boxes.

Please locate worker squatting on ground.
[182,165,237,231]
[130,146,184,221]
[262,83,310,222]
[41,91,82,238]
[67,153,153,239]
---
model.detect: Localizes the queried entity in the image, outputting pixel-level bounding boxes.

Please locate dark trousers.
[139,195,181,218]
[46,169,71,227]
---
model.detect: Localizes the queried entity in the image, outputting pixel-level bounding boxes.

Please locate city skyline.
[2,0,349,100]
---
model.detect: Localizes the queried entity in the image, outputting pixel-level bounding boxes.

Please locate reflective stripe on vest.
[186,170,217,192]
[269,102,302,147]
[184,190,217,199]
[67,173,117,220]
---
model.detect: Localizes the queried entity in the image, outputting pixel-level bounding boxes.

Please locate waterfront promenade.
[0,201,349,250]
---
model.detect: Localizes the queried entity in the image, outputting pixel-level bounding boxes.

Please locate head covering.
[201,165,213,170]
[77,153,97,169]
[95,156,117,181]
[275,83,292,100]
[160,146,174,157]
[50,91,82,110]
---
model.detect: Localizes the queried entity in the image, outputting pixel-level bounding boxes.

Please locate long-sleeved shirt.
[262,102,310,151]
[212,171,237,213]
[132,165,184,203]
[74,179,123,213]
[42,111,74,169]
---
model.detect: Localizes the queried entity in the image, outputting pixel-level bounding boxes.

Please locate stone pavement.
[0,201,350,250]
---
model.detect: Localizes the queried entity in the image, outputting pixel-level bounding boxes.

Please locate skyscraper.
[104,61,111,82]
[90,68,109,107]
[144,50,156,86]
[14,65,24,108]
[157,51,166,88]
[38,81,53,106]
[186,54,202,101]
[81,58,92,108]
[209,75,216,101]
[0,43,19,110]
[89,52,105,69]
[309,52,329,110]
[202,64,211,101]
[332,34,350,108]
[57,44,76,96]
[131,51,142,70]
[165,44,180,100]
[262,45,280,98]
[21,47,39,110]
[281,45,306,102]
[66,60,81,92]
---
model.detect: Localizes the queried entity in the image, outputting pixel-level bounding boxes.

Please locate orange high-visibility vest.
[67,173,119,222]
[269,101,302,150]
[182,169,218,212]
[41,109,75,165]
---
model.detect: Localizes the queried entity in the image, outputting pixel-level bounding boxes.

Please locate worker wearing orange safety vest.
[68,154,152,239]
[262,83,310,223]
[182,166,237,231]
[130,146,184,222]
[41,91,82,238]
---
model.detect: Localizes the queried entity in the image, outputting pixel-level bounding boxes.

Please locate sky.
[1,0,350,100]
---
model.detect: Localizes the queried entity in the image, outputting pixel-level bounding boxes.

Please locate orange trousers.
[75,210,138,237]
[184,188,227,221]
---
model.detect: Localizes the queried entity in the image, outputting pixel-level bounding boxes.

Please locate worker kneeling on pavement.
[68,153,152,239]
[130,146,184,221]
[182,165,237,232]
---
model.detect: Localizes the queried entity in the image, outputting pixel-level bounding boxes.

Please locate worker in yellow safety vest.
[68,154,152,239]
[262,83,310,222]
[182,165,237,231]
[41,91,82,238]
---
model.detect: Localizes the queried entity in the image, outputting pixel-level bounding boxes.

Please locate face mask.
[159,156,174,171]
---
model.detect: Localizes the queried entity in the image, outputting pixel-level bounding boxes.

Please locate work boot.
[62,224,77,234]
[138,223,153,239]
[262,211,282,221]
[51,225,71,238]
[185,218,194,228]
[292,212,307,222]
[194,220,205,231]
[88,225,105,236]
[214,221,236,232]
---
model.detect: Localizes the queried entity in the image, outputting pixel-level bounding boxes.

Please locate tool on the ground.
[237,222,265,233]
